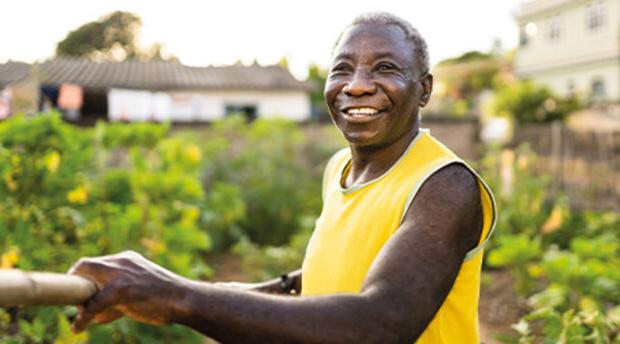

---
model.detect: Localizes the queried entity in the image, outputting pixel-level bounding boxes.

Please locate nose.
[343,69,376,96]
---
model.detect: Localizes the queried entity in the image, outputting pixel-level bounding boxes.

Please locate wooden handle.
[0,270,97,306]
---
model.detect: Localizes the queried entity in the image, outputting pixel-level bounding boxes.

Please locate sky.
[3,0,522,78]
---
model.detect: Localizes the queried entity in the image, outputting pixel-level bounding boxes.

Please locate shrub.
[492,81,580,123]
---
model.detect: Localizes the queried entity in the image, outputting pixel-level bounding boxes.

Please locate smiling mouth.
[343,107,382,118]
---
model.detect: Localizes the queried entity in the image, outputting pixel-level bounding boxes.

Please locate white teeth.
[346,107,379,116]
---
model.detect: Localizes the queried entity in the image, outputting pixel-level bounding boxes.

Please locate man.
[69,12,496,343]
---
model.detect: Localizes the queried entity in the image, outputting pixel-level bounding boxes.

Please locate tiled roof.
[0,61,30,88]
[0,58,312,92]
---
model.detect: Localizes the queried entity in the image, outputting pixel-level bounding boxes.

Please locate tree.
[428,49,513,118]
[492,81,580,123]
[56,11,177,62]
[306,64,328,120]
[56,11,141,60]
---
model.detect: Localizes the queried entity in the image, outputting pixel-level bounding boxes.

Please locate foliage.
[0,114,211,343]
[55,11,177,62]
[0,114,342,343]
[307,64,329,120]
[492,81,581,123]
[437,50,495,66]
[56,11,141,60]
[480,146,620,343]
[429,50,505,118]
[232,217,315,281]
[188,117,342,246]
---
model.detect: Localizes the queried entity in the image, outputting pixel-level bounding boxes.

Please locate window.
[586,1,605,31]
[567,79,575,96]
[547,15,561,40]
[519,22,538,47]
[519,27,528,47]
[225,104,257,121]
[591,78,605,98]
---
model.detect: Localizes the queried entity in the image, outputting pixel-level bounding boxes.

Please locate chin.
[342,130,382,148]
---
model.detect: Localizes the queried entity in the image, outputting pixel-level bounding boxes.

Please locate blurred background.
[0,0,618,343]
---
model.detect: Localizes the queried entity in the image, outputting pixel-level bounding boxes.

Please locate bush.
[191,117,341,246]
[0,113,210,343]
[492,81,580,123]
[480,145,620,342]
[0,113,343,343]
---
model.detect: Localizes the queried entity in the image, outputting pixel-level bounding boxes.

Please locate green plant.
[480,146,620,343]
[0,114,210,343]
[492,81,580,123]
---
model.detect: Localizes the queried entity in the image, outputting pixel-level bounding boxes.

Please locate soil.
[479,270,529,343]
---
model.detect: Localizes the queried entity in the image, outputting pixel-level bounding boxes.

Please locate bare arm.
[70,164,482,343]
[219,269,302,295]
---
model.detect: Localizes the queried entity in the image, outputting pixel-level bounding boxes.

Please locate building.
[514,0,620,103]
[0,58,313,123]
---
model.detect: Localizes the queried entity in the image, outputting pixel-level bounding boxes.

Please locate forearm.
[218,270,301,295]
[173,282,395,344]
[250,269,302,295]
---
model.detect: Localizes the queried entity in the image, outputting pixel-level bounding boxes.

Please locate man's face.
[324,23,431,148]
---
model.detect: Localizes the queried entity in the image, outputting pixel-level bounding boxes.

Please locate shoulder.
[403,162,483,254]
[420,163,480,204]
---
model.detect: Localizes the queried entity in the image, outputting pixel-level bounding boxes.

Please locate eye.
[330,62,352,74]
[376,62,397,72]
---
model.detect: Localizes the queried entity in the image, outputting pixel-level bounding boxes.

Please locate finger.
[72,287,120,333]
[93,308,123,325]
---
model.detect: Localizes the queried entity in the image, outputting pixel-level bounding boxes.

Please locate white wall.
[185,90,311,121]
[527,59,620,101]
[108,89,311,122]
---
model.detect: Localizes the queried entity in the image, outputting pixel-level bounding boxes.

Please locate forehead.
[333,23,415,64]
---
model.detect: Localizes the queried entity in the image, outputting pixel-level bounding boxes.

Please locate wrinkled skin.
[69,22,483,343]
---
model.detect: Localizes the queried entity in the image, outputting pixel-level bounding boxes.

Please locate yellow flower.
[3,173,17,192]
[1,248,19,269]
[541,205,563,234]
[46,151,61,173]
[184,144,202,163]
[67,186,88,204]
[181,207,201,227]
[517,155,529,170]
[578,296,598,312]
[141,238,166,256]
[527,263,544,278]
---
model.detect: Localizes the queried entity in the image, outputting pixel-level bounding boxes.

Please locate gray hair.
[333,11,430,75]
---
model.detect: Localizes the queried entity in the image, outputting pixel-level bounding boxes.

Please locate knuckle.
[69,257,94,274]
[122,250,142,258]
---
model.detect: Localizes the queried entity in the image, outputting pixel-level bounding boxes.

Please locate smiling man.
[69,12,496,343]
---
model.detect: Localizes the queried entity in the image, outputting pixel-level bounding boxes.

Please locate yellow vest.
[301,129,496,343]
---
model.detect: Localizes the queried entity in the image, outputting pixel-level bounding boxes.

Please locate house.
[514,0,620,103]
[0,58,313,123]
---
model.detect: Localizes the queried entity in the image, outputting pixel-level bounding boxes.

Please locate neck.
[346,124,420,187]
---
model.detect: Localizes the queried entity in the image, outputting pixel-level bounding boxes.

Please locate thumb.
[72,286,120,333]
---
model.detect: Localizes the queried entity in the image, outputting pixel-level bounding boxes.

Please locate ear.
[419,74,433,108]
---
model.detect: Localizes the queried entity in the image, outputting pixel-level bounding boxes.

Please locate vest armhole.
[463,165,497,261]
[322,148,349,202]
[398,158,497,262]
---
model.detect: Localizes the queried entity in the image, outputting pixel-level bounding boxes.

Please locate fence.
[513,121,620,211]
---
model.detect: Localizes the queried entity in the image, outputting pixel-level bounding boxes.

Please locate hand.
[68,250,190,333]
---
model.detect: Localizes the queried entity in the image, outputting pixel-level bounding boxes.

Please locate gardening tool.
[0,269,97,306]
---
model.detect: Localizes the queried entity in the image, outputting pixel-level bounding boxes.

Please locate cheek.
[324,79,342,107]
[387,83,417,109]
